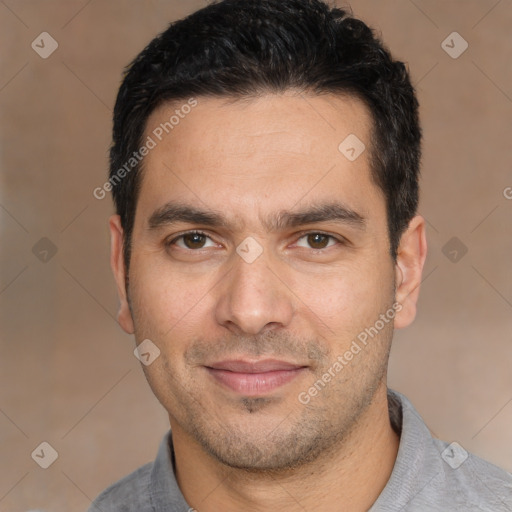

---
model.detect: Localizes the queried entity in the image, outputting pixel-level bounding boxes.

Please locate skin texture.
[109,91,427,511]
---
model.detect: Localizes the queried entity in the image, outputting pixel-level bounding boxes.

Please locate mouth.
[204,359,308,396]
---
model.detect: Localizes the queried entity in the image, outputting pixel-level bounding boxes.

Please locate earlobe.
[109,215,135,334]
[393,215,427,330]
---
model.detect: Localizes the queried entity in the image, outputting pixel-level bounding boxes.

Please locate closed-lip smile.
[205,359,307,395]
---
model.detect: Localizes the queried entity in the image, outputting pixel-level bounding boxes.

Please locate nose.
[214,248,294,336]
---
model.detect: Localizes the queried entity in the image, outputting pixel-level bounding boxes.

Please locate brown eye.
[306,233,331,249]
[167,231,216,250]
[294,232,342,251]
[307,233,332,249]
[182,233,207,249]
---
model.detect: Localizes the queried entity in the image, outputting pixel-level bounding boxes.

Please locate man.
[89,0,512,510]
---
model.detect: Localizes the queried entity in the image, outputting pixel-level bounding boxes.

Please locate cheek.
[129,255,219,341]
[295,259,393,331]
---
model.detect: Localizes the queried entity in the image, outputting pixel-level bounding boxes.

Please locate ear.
[393,215,428,329]
[109,215,135,334]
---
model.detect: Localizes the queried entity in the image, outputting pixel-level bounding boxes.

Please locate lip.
[205,359,307,396]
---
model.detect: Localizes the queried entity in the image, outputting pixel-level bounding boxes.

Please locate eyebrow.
[147,201,367,232]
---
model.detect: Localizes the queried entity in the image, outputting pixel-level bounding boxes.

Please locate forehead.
[136,92,383,228]
[144,91,372,159]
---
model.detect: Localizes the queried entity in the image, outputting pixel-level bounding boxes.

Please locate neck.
[171,383,399,512]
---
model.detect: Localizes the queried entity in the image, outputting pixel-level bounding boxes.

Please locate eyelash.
[165,230,345,251]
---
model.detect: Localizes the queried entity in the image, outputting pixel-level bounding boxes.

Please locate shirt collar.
[149,429,189,510]
[369,389,443,510]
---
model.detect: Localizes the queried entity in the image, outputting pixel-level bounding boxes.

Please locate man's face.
[113,92,404,470]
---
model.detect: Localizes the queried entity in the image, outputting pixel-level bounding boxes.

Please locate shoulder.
[378,390,512,511]
[87,462,153,512]
[431,437,512,511]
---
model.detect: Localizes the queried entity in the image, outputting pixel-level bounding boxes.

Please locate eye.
[167,231,217,250]
[295,232,340,250]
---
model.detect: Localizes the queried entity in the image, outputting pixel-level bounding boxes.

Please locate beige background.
[1,0,511,510]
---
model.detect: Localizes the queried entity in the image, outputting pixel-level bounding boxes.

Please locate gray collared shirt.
[88,389,512,511]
